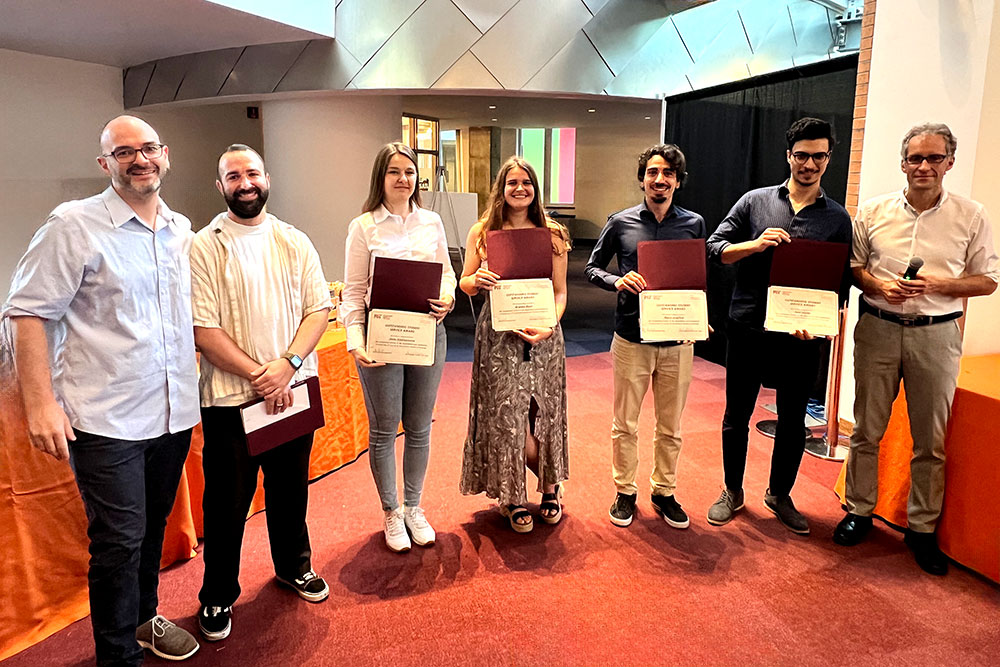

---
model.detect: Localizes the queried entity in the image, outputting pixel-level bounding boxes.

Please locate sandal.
[539,484,563,525]
[500,505,534,533]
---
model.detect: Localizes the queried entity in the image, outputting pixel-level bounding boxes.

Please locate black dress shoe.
[904,530,949,576]
[833,512,873,546]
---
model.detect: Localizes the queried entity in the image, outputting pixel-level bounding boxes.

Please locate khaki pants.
[846,313,962,533]
[611,334,694,496]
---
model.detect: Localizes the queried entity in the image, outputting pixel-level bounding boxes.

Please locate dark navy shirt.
[706,183,852,328]
[585,200,706,344]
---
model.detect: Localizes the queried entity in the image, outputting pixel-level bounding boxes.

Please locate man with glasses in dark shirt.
[585,144,706,529]
[833,123,997,575]
[705,117,852,535]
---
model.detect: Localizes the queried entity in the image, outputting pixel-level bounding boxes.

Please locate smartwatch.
[281,351,303,370]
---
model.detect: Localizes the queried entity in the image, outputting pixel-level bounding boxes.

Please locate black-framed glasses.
[102,143,165,164]
[790,151,831,164]
[904,153,948,166]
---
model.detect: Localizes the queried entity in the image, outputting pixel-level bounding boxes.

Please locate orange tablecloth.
[0,328,368,660]
[835,354,1000,582]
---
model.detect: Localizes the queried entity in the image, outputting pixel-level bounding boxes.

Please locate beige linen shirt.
[341,204,457,351]
[852,189,999,315]
[191,212,332,407]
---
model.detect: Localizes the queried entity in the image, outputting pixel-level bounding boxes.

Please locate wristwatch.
[281,351,303,370]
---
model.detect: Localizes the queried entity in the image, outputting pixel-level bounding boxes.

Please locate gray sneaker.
[707,487,745,526]
[136,615,199,660]
[763,489,810,535]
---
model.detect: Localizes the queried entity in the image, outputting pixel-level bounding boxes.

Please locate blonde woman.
[459,156,570,532]
[341,142,456,552]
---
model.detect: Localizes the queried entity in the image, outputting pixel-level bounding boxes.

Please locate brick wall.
[846,0,877,216]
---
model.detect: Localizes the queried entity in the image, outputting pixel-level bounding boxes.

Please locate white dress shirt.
[341,204,457,351]
[2,187,200,439]
[852,189,999,315]
[190,212,332,407]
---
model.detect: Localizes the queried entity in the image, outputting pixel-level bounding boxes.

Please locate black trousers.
[69,428,192,667]
[720,320,823,497]
[198,406,314,608]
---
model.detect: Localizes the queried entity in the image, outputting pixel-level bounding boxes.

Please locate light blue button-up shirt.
[3,187,200,440]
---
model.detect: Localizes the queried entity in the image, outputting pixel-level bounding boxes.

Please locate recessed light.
[488,105,497,110]
[644,116,651,120]
[588,108,596,113]
[491,118,498,122]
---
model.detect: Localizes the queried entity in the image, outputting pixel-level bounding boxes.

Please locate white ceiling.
[0,0,326,68]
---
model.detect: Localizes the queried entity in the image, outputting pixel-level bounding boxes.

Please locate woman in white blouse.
[341,142,456,552]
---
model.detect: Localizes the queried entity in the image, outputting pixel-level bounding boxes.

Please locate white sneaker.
[384,507,411,552]
[403,506,436,546]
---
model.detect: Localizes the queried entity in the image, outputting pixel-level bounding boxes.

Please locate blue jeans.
[69,429,192,667]
[357,324,446,511]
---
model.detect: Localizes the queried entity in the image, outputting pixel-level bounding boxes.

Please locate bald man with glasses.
[834,123,998,575]
[705,117,852,536]
[3,115,200,664]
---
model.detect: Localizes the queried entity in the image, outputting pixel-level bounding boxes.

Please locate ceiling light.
[645,116,651,120]
[588,108,596,113]
[488,105,497,109]
[491,118,498,122]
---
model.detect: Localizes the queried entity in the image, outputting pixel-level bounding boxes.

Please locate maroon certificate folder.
[239,376,325,457]
[369,256,442,313]
[637,239,707,290]
[769,239,850,291]
[486,227,553,279]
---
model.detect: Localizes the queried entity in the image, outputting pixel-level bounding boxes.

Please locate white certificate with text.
[367,309,437,366]
[490,278,558,331]
[639,289,709,342]
[764,286,838,337]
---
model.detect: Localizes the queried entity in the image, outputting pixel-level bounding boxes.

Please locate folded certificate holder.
[239,376,325,456]
[636,239,707,290]
[636,239,709,342]
[486,227,553,279]
[366,256,442,366]
[769,239,849,291]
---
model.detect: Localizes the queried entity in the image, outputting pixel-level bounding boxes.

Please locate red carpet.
[5,355,999,666]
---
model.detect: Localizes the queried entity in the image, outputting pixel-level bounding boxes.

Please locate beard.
[225,185,269,219]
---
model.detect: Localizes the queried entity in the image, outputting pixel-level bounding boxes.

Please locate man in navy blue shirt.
[585,144,706,529]
[705,117,852,535]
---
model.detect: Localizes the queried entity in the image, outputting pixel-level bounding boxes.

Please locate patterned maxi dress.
[459,286,569,507]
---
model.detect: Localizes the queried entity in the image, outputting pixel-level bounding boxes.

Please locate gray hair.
[901,123,957,158]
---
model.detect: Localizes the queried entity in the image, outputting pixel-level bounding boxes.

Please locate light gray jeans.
[845,312,963,532]
[357,324,447,511]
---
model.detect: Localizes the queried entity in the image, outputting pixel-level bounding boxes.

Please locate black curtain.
[665,57,859,365]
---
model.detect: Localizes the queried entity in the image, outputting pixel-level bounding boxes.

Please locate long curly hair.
[475,156,569,258]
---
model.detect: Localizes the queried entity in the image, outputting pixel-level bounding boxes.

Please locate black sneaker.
[275,569,330,602]
[763,489,810,535]
[651,494,690,529]
[904,530,949,576]
[609,492,637,527]
[198,605,232,642]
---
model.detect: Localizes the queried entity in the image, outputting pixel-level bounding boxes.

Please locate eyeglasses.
[101,143,165,164]
[904,154,948,166]
[790,151,831,164]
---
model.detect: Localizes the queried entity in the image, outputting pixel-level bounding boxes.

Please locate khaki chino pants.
[611,334,694,496]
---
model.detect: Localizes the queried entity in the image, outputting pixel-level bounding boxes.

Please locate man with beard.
[585,144,706,529]
[4,115,201,664]
[705,117,852,535]
[189,144,332,641]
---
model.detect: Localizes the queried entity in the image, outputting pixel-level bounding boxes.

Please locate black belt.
[860,300,962,327]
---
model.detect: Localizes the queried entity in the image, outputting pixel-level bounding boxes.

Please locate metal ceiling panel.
[684,17,754,90]
[351,0,482,89]
[523,31,615,95]
[604,19,693,98]
[740,2,796,77]
[789,0,835,66]
[582,0,610,14]
[174,47,244,101]
[450,0,518,34]
[471,0,592,90]
[218,41,310,96]
[123,62,155,109]
[432,52,503,89]
[274,39,362,92]
[334,0,421,64]
[584,0,683,76]
[141,54,194,105]
[670,0,744,62]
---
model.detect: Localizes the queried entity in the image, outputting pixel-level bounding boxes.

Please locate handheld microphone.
[902,256,924,280]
